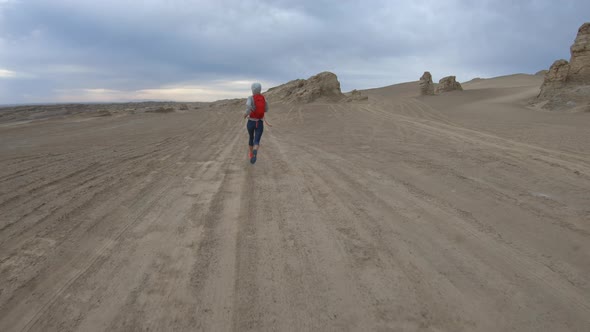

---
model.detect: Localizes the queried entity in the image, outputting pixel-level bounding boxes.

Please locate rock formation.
[419,71,434,95]
[536,22,590,111]
[567,22,590,84]
[535,70,549,76]
[538,60,570,98]
[344,89,369,102]
[435,76,463,94]
[265,72,345,103]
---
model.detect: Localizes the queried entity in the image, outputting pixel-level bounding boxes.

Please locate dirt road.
[1,83,589,331]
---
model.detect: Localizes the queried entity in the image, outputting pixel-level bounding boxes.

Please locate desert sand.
[0,73,589,331]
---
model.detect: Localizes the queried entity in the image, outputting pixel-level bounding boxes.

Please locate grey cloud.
[1,0,589,103]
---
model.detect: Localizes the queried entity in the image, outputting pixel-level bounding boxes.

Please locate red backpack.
[250,94,266,119]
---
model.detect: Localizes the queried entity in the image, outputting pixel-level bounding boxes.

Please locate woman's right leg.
[253,120,264,151]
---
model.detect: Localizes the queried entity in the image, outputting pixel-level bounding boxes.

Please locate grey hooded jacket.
[245,82,268,120]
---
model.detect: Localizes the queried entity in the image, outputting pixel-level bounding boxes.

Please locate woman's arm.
[244,96,253,118]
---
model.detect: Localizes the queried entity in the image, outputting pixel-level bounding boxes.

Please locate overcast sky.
[0,0,588,104]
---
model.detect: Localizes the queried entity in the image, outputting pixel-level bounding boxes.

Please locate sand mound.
[95,110,112,117]
[149,106,175,113]
[265,72,345,104]
[435,76,463,94]
[463,74,543,90]
[537,22,590,111]
[209,98,243,109]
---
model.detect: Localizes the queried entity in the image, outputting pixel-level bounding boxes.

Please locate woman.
[244,82,271,164]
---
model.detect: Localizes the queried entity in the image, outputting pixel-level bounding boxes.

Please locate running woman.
[244,82,271,164]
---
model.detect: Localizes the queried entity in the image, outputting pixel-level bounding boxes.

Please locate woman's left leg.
[247,120,256,161]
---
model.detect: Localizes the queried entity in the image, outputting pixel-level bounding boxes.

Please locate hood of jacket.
[251,82,262,94]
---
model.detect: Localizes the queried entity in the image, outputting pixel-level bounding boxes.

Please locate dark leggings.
[247,119,264,146]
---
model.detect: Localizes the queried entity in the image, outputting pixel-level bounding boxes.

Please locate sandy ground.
[0,75,589,331]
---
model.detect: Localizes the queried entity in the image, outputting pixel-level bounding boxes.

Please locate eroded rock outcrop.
[568,23,590,84]
[538,59,570,98]
[265,72,345,103]
[537,23,590,111]
[435,76,463,94]
[535,70,549,76]
[419,71,434,95]
[344,89,369,102]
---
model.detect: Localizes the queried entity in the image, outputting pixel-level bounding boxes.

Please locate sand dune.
[462,73,544,89]
[0,74,589,331]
